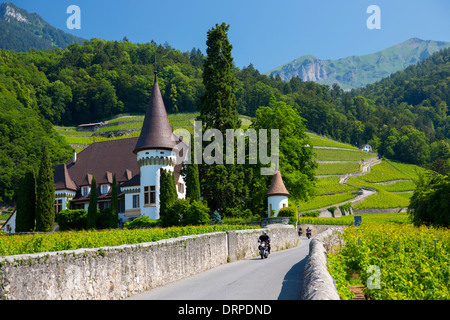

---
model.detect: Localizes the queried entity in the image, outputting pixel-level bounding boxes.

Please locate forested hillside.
[0,2,85,51]
[0,38,449,203]
[352,48,450,170]
[0,50,72,203]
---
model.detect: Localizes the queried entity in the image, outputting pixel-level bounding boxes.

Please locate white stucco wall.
[2,211,16,233]
[137,149,176,220]
[267,195,288,217]
[54,190,77,212]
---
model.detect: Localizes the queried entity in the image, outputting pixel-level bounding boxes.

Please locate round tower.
[133,72,178,219]
[266,170,290,217]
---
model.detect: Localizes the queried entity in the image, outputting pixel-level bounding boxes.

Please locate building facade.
[53,72,187,224]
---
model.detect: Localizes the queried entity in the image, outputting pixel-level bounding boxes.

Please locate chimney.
[73,149,77,164]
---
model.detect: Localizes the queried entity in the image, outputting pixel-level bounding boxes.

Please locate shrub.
[328,206,337,217]
[97,208,112,230]
[56,209,87,231]
[278,206,298,226]
[162,198,211,227]
[183,200,211,225]
[339,203,352,216]
[162,198,187,227]
[302,210,320,217]
[211,211,223,224]
[224,207,253,218]
[124,216,160,229]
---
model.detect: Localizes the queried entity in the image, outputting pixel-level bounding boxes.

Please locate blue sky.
[7,0,450,73]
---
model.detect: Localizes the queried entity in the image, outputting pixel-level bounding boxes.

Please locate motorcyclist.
[306,226,312,238]
[258,231,271,254]
[298,226,303,236]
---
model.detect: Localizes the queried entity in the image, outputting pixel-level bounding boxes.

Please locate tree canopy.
[1,29,449,207]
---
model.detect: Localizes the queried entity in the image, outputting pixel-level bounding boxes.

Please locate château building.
[53,72,187,225]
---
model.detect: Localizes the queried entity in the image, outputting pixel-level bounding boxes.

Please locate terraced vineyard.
[297,133,425,215]
[56,112,251,153]
[56,116,425,215]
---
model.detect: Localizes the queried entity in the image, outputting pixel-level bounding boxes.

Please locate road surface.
[127,237,311,300]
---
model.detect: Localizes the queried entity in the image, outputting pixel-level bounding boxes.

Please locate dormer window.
[81,186,90,197]
[100,184,110,195]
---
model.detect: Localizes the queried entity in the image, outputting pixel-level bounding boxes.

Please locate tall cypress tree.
[87,176,97,229]
[159,168,178,226]
[109,174,118,228]
[197,22,248,217]
[16,168,36,232]
[35,144,55,232]
[184,135,201,201]
[198,22,240,131]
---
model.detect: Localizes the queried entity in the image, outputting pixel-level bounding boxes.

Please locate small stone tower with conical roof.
[134,72,178,219]
[266,170,290,217]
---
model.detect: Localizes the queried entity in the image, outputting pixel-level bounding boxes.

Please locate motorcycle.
[258,241,269,259]
[298,228,303,237]
[306,230,312,239]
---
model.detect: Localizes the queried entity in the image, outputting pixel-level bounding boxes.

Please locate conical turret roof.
[266,170,290,197]
[133,72,177,154]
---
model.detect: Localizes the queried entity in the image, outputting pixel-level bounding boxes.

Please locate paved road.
[127,237,311,300]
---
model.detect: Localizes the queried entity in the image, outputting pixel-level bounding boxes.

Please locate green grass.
[315,176,359,195]
[298,191,358,212]
[54,126,91,136]
[313,148,374,161]
[316,162,361,175]
[375,180,416,192]
[393,192,414,200]
[356,161,413,183]
[353,190,410,209]
[106,115,145,123]
[95,122,143,133]
[57,112,264,150]
[308,135,359,150]
[63,133,141,145]
[298,212,410,226]
[386,160,426,181]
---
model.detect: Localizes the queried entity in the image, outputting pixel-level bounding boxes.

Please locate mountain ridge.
[266,38,450,90]
[0,2,85,51]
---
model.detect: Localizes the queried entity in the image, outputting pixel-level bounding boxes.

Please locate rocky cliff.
[267,38,450,90]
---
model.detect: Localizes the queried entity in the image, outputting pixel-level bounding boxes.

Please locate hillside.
[55,112,252,153]
[55,114,425,216]
[0,2,85,51]
[1,34,447,169]
[298,133,425,216]
[0,5,447,204]
[266,38,450,90]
